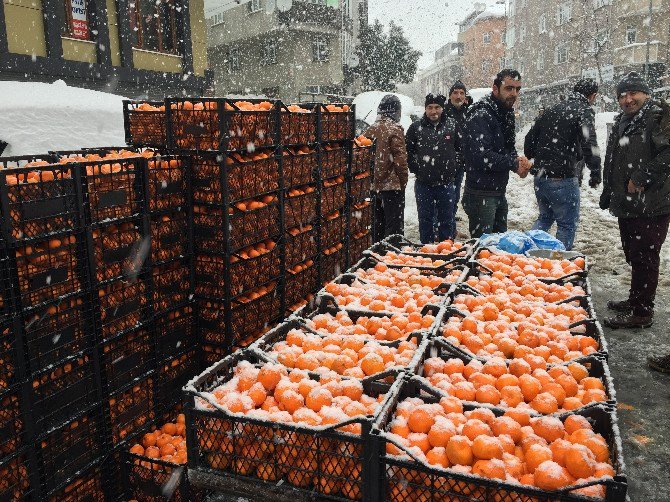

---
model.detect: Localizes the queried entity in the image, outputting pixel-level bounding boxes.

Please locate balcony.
[277,1,342,30]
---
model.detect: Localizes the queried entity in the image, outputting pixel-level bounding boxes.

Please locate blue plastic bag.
[479,233,502,248]
[526,230,566,251]
[497,231,538,254]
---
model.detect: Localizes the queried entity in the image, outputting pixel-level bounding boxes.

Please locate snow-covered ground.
[0,80,126,156]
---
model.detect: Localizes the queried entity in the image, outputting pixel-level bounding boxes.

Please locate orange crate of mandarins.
[285,259,319,308]
[125,100,167,147]
[0,387,25,459]
[375,378,627,502]
[350,171,372,205]
[147,155,187,211]
[475,248,588,282]
[185,350,402,501]
[285,224,317,269]
[151,210,188,265]
[167,98,279,151]
[0,450,32,500]
[321,175,346,216]
[351,135,374,174]
[152,260,192,314]
[282,146,318,187]
[320,142,349,179]
[321,242,346,283]
[318,103,354,143]
[284,185,317,228]
[320,209,345,250]
[350,230,372,264]
[350,200,372,237]
[280,103,318,145]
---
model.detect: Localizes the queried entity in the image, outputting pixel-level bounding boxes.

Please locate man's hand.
[589,173,602,189]
[627,179,644,194]
[516,156,532,178]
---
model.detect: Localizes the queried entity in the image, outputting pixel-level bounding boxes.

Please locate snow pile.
[0,80,126,156]
[473,2,506,23]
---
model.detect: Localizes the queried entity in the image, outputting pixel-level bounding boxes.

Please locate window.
[62,0,91,39]
[537,52,545,70]
[626,25,637,44]
[499,57,505,70]
[539,14,547,34]
[228,46,240,72]
[506,27,515,48]
[557,3,571,26]
[262,39,277,65]
[483,32,491,44]
[248,0,262,12]
[306,85,321,94]
[481,60,490,72]
[519,27,526,43]
[509,0,515,17]
[555,44,568,64]
[595,0,610,8]
[305,0,327,4]
[129,0,179,54]
[210,12,224,25]
[312,37,329,62]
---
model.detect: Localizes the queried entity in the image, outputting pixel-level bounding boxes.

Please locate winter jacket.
[364,116,409,192]
[445,102,468,174]
[524,92,601,181]
[601,99,670,218]
[462,94,518,195]
[405,113,459,185]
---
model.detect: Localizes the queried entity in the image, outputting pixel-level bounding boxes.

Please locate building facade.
[206,0,367,101]
[417,42,464,97]
[0,0,210,97]
[458,2,506,89]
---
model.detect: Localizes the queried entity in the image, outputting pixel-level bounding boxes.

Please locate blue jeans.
[532,176,580,250]
[414,181,457,243]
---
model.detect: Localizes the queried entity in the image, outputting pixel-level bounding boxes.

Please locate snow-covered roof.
[473,3,506,23]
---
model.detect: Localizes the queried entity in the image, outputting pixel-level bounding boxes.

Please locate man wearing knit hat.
[406,93,460,242]
[600,72,670,335]
[445,80,469,221]
[523,78,601,250]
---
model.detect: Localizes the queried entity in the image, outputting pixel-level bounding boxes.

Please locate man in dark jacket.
[599,72,670,331]
[406,93,459,243]
[364,94,409,242]
[462,69,531,237]
[445,81,469,218]
[524,79,602,250]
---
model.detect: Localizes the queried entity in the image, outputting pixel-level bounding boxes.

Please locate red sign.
[68,0,90,40]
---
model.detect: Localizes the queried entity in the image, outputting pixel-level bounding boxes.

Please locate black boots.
[607,299,632,313]
[603,311,653,329]
[648,354,670,374]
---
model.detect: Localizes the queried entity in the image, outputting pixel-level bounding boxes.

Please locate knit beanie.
[449,80,467,96]
[574,78,598,97]
[377,94,402,122]
[616,72,651,96]
[425,93,447,108]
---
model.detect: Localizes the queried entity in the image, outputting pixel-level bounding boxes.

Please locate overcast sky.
[368,0,502,70]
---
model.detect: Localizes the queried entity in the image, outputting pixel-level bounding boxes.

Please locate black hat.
[574,78,598,97]
[449,80,467,96]
[377,94,402,122]
[425,93,447,108]
[616,72,651,96]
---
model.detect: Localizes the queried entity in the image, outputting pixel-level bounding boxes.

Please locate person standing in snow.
[445,81,469,221]
[364,94,409,242]
[405,93,459,243]
[461,69,531,238]
[599,72,670,332]
[523,79,602,250]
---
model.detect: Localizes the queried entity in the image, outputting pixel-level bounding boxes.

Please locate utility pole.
[645,0,653,81]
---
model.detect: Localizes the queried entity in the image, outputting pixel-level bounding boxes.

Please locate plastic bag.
[498,231,538,254]
[526,230,566,251]
[478,233,502,248]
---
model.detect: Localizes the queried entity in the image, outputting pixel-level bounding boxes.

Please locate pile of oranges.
[374,251,449,269]
[464,274,586,303]
[355,262,461,290]
[410,239,467,256]
[129,414,187,466]
[477,249,586,279]
[353,135,373,148]
[229,240,277,263]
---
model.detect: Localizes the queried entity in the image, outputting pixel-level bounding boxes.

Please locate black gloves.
[589,172,602,188]
[599,191,611,210]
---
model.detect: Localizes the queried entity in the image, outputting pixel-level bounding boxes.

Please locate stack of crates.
[349,138,375,263]
[165,98,284,357]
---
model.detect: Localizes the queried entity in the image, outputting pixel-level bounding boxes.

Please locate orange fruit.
[407,405,436,434]
[446,435,474,466]
[564,443,596,479]
[564,415,592,435]
[258,364,285,391]
[534,461,574,490]
[306,388,333,413]
[427,418,457,448]
[531,417,565,443]
[461,419,492,441]
[472,459,506,480]
[491,416,522,443]
[439,396,463,415]
[426,447,450,468]
[530,392,559,414]
[407,432,431,453]
[525,444,553,473]
[471,436,504,460]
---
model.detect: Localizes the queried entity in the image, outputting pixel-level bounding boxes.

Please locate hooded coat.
[364,116,409,192]
[601,99,670,218]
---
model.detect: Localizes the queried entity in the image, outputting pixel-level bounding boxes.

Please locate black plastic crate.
[154,303,196,361]
[285,224,317,269]
[11,234,85,308]
[89,219,145,285]
[36,406,106,494]
[193,200,280,253]
[152,260,193,315]
[124,100,167,148]
[350,201,372,236]
[319,143,349,180]
[102,326,154,395]
[280,104,318,145]
[350,231,372,266]
[281,147,318,188]
[0,161,81,245]
[151,210,188,265]
[286,259,318,308]
[284,187,317,229]
[44,461,106,502]
[382,234,474,262]
[191,151,280,205]
[0,385,27,459]
[351,143,374,175]
[0,321,20,392]
[81,156,146,224]
[321,178,346,216]
[107,375,155,446]
[166,98,280,151]
[96,278,149,340]
[320,210,345,250]
[201,343,230,366]
[349,171,372,206]
[0,448,34,501]
[0,259,9,322]
[29,351,99,431]
[147,155,189,212]
[321,244,346,285]
[318,104,355,143]
[20,294,92,374]
[155,348,203,412]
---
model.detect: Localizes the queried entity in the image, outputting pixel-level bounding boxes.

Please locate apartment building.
[0,0,210,97]
[206,0,367,101]
[417,42,464,97]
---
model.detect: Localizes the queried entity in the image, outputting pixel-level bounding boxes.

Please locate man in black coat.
[461,69,531,238]
[405,93,460,243]
[599,72,670,333]
[444,81,469,218]
[523,79,602,250]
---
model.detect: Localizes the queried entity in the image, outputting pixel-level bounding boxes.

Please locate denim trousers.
[414,180,457,243]
[461,192,508,238]
[532,176,580,250]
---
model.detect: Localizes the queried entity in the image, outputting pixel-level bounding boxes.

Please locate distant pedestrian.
[406,93,460,243]
[524,78,601,250]
[599,72,670,330]
[445,80,469,223]
[364,94,409,242]
[461,69,531,238]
